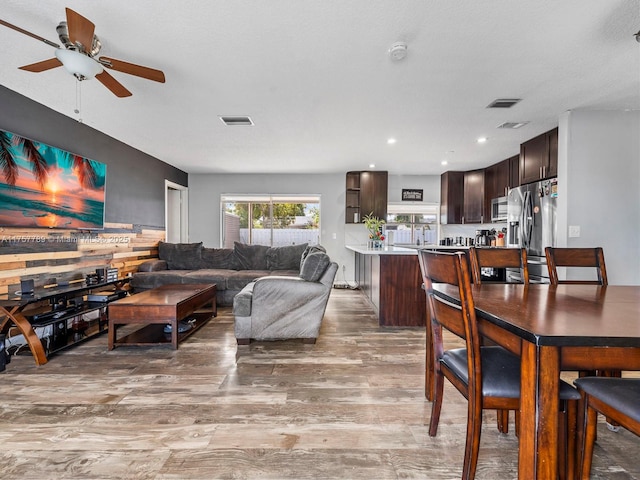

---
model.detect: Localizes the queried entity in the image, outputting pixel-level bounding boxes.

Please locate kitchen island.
[346,245,426,327]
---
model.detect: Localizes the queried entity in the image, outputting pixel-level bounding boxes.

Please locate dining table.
[430,283,640,480]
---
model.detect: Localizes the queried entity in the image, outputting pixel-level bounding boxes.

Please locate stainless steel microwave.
[491,196,508,222]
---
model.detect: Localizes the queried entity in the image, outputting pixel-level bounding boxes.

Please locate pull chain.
[74,80,83,123]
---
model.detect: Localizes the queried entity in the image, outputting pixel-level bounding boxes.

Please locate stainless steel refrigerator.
[506,178,558,282]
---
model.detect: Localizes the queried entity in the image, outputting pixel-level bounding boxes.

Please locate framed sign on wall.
[401,189,423,201]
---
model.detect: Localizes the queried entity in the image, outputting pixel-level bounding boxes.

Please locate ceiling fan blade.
[0,19,60,47]
[99,56,166,83]
[95,70,132,98]
[19,57,63,72]
[65,8,95,53]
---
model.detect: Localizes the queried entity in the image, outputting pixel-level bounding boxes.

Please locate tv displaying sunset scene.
[0,130,106,229]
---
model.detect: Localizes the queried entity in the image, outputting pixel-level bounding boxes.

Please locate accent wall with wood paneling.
[0,224,164,295]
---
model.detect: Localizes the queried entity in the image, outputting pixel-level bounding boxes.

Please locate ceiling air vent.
[219,116,254,126]
[497,121,529,129]
[486,98,521,108]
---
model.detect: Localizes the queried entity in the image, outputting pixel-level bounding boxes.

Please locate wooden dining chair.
[469,247,529,285]
[468,246,529,433]
[420,249,580,480]
[545,246,619,412]
[545,247,607,285]
[574,377,640,479]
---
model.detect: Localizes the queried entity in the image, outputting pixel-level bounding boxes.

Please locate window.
[385,203,439,245]
[221,195,320,247]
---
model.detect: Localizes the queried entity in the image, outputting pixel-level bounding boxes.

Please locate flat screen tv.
[0,129,106,229]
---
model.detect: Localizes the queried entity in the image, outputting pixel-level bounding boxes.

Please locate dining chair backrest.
[545,247,608,285]
[419,250,480,374]
[469,247,529,284]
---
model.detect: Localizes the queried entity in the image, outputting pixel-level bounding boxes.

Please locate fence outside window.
[221,194,320,247]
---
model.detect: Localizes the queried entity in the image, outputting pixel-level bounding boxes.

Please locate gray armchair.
[233,251,338,344]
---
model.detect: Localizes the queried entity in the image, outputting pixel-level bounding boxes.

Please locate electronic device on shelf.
[87,290,127,303]
[19,279,35,295]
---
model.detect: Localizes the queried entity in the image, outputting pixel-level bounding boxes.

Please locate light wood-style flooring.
[0,288,638,479]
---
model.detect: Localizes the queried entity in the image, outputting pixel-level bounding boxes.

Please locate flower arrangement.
[363,213,385,242]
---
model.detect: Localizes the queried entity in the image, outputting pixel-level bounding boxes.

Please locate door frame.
[165,180,188,243]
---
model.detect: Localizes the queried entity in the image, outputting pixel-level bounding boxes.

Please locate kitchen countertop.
[345,245,419,255]
[415,245,470,250]
[346,244,474,255]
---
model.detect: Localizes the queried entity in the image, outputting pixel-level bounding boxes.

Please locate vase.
[368,239,383,249]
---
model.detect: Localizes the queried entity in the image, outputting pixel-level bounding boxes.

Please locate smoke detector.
[389,42,408,61]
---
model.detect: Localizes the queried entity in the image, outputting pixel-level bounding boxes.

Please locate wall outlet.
[568,225,581,238]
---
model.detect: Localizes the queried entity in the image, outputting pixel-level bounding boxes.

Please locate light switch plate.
[568,225,581,238]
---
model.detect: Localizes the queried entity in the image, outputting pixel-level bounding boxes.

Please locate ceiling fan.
[0,7,165,97]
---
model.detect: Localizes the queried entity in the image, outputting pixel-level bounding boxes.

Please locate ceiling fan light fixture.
[55,48,102,80]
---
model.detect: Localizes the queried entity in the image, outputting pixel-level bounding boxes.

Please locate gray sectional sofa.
[233,250,338,344]
[131,241,318,306]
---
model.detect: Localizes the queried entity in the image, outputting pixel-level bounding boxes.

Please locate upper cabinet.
[484,155,519,221]
[520,127,558,184]
[463,169,485,224]
[440,171,464,224]
[345,171,388,224]
[508,154,520,189]
[441,170,485,224]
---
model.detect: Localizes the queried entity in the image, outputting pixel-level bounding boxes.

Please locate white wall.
[558,110,640,285]
[188,173,440,282]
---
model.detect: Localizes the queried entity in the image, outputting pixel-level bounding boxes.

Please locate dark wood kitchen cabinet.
[484,155,519,220]
[353,251,425,327]
[441,169,486,224]
[345,171,388,224]
[508,154,520,189]
[463,169,484,224]
[440,171,464,224]
[520,127,558,184]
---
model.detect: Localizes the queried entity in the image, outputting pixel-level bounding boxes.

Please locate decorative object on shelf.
[363,213,385,249]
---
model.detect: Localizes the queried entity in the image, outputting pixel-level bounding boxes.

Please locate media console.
[0,278,130,365]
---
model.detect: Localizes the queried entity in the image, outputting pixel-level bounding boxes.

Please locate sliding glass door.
[221,195,320,247]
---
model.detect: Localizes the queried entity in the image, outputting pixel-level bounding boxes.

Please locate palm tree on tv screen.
[71,154,98,188]
[0,131,98,191]
[0,130,48,190]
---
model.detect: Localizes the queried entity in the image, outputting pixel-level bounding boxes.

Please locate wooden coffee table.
[108,284,217,350]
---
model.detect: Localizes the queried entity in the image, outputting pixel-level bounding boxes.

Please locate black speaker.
[96,268,106,282]
[20,279,35,295]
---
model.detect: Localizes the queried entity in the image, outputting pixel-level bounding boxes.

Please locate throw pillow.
[233,242,270,270]
[200,247,238,269]
[299,244,327,271]
[158,241,203,270]
[299,252,330,282]
[266,243,308,270]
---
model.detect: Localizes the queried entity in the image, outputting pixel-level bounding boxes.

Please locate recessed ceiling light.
[369,164,376,169]
[477,137,488,144]
[441,160,448,165]
[387,138,397,145]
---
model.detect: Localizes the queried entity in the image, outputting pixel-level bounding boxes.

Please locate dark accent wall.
[0,85,187,228]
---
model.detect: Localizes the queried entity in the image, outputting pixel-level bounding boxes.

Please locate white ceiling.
[1,1,639,175]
